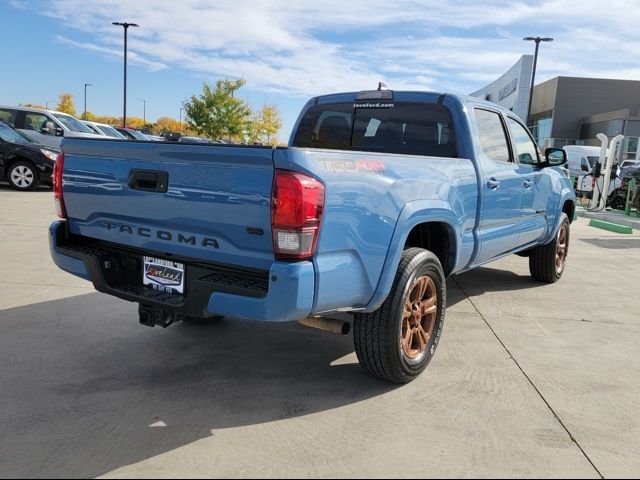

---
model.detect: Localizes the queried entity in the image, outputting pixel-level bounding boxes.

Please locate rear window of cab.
[292,101,457,158]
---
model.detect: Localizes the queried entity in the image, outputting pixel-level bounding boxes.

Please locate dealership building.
[471,56,640,161]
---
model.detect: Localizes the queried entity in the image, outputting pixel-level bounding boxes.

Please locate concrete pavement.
[1,184,639,478]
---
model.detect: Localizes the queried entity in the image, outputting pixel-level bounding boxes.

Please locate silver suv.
[0,105,104,148]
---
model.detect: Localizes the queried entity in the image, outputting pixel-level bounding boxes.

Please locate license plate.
[143,256,185,294]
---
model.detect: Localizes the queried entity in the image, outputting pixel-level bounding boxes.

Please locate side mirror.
[544,148,567,167]
[55,127,64,137]
[41,121,57,135]
[581,164,589,172]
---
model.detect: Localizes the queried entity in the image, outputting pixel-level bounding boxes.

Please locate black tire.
[529,213,570,283]
[7,160,40,191]
[353,248,446,384]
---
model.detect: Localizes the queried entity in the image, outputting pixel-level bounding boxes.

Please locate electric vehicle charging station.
[577,133,624,211]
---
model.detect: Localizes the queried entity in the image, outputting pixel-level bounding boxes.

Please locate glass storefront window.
[623,137,638,160]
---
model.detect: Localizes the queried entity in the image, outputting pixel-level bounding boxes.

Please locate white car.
[0,105,104,148]
[81,120,127,139]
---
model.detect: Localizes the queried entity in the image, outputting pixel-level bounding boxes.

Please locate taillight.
[52,152,67,219]
[271,170,325,260]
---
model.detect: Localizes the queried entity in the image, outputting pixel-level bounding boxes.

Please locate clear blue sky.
[3,0,639,141]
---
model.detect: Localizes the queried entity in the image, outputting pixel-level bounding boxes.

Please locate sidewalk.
[575,205,640,231]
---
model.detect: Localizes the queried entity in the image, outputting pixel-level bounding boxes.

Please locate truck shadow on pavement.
[0,266,535,478]
[0,292,392,478]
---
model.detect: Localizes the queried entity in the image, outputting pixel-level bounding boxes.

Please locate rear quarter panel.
[276,146,478,314]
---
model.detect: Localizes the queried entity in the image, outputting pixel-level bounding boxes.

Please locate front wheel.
[353,248,446,383]
[529,213,570,283]
[8,161,40,191]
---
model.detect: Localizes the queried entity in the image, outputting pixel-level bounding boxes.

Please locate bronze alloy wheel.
[556,223,569,273]
[401,276,438,359]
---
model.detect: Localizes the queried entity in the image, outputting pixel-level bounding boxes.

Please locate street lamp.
[179,107,184,128]
[136,98,146,125]
[45,100,55,109]
[112,21,140,127]
[523,36,553,126]
[84,83,93,119]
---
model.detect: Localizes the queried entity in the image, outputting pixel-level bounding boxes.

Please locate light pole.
[179,107,184,128]
[112,21,139,127]
[45,100,55,109]
[137,98,146,125]
[523,36,553,126]
[84,83,93,119]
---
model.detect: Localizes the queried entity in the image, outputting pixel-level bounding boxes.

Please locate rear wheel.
[353,248,446,383]
[8,161,40,191]
[529,213,570,283]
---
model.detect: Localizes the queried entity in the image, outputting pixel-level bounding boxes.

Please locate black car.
[0,121,60,190]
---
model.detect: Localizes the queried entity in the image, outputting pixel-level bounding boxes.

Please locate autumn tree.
[81,111,96,121]
[23,103,45,109]
[92,115,120,125]
[56,93,76,116]
[259,103,282,145]
[246,103,283,145]
[183,79,251,141]
[152,117,193,135]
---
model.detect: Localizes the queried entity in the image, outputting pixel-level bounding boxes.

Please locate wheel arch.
[365,200,462,312]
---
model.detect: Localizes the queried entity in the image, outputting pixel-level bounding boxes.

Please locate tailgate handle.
[128,169,169,193]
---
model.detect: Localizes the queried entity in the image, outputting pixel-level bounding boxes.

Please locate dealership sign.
[470,55,534,121]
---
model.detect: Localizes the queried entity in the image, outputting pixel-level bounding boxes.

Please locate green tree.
[56,93,76,116]
[183,79,251,141]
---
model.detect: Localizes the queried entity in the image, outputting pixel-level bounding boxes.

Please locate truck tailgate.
[62,140,275,271]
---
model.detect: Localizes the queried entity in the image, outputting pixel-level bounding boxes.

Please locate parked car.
[160,132,183,142]
[177,136,213,144]
[0,106,103,148]
[145,134,165,142]
[49,88,575,383]
[114,127,150,141]
[618,159,640,177]
[0,121,59,190]
[81,121,127,139]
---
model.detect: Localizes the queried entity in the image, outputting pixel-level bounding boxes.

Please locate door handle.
[523,180,533,189]
[487,178,501,190]
[128,169,169,193]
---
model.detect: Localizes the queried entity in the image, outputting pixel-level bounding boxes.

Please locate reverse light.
[271,170,325,260]
[52,152,67,219]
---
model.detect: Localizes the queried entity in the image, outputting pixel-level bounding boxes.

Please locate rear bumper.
[49,221,315,322]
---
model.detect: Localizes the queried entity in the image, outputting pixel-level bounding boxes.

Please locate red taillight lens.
[52,152,67,219]
[272,170,325,259]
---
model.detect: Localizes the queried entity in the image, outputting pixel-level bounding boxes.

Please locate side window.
[581,158,590,171]
[292,103,353,150]
[506,117,539,165]
[475,109,511,163]
[0,109,17,127]
[24,113,51,132]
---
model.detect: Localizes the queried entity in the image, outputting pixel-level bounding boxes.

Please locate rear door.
[62,140,276,270]
[473,108,524,264]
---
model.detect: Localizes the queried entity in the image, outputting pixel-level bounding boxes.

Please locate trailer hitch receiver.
[138,304,183,328]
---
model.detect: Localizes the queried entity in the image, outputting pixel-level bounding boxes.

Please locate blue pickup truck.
[49,88,575,383]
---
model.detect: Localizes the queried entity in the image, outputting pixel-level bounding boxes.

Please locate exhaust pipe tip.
[299,316,351,336]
